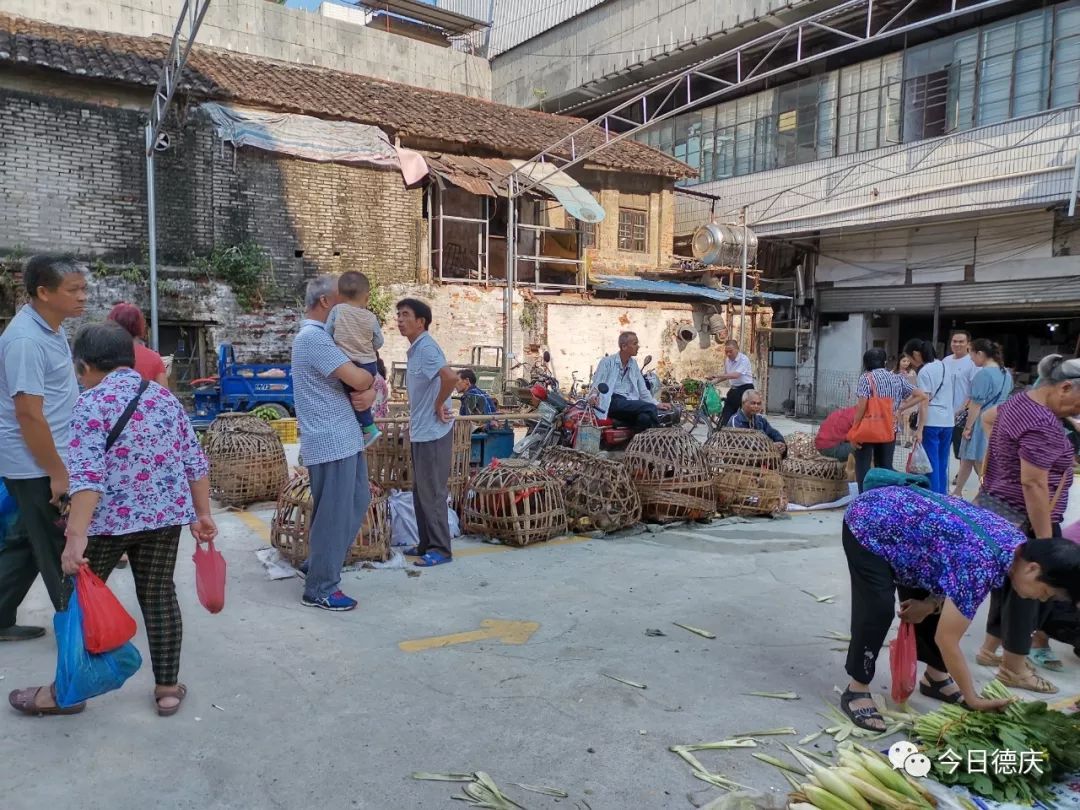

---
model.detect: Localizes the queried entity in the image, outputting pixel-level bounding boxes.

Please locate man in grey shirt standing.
[0,255,86,641]
[291,275,377,612]
[397,298,457,567]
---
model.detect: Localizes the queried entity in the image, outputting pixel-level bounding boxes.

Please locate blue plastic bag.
[54,582,142,708]
[0,481,18,553]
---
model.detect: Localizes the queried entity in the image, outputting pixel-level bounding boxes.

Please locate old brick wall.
[0,79,423,302]
[0,87,146,261]
[569,169,676,277]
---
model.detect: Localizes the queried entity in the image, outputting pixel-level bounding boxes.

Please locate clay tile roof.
[0,13,695,179]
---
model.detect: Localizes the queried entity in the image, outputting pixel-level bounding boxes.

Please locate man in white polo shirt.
[0,255,86,641]
[716,339,756,430]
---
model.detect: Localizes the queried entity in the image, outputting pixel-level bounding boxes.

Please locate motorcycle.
[511,351,681,459]
[579,382,682,452]
[511,380,571,460]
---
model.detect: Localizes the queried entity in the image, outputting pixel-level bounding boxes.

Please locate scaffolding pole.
[502,175,516,389]
[144,0,211,350]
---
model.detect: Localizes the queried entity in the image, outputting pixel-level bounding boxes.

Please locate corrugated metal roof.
[437,0,606,57]
[593,275,788,303]
[425,153,516,196]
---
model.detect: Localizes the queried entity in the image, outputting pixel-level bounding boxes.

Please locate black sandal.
[919,674,967,706]
[840,688,886,732]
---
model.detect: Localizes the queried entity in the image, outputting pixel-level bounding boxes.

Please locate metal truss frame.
[506,0,1017,198]
[145,0,212,350]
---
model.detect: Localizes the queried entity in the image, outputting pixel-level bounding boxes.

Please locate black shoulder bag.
[105,379,151,453]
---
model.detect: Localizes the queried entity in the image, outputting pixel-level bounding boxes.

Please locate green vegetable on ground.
[914,679,1080,805]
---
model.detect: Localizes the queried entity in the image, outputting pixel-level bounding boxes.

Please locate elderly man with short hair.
[0,254,87,641]
[291,275,377,612]
[728,389,787,456]
[590,331,670,429]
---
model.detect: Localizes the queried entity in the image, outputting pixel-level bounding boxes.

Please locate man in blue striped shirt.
[291,275,377,612]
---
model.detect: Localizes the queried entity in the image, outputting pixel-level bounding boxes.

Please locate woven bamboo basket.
[539,446,641,533]
[715,466,788,516]
[448,419,474,511]
[781,457,848,507]
[462,460,567,546]
[702,428,782,473]
[366,419,414,491]
[205,412,288,507]
[785,432,820,461]
[270,473,391,565]
[366,418,473,510]
[622,429,715,523]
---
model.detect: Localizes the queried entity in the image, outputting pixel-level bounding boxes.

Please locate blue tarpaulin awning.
[592,275,789,303]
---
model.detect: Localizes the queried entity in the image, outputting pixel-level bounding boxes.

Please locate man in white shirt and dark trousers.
[591,332,667,429]
[716,340,755,430]
[943,330,977,462]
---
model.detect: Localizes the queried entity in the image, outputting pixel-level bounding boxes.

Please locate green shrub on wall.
[368,283,393,325]
[193,243,274,310]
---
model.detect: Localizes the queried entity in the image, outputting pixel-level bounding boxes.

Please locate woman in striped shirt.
[975,354,1080,692]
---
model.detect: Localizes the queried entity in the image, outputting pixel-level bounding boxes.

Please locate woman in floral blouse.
[9,322,216,718]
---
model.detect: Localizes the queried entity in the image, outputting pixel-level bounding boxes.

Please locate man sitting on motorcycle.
[729,389,787,457]
[590,332,671,429]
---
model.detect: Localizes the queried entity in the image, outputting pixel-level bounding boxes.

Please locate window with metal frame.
[565,213,598,249]
[618,208,648,253]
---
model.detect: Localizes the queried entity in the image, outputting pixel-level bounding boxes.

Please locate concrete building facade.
[1,0,491,97]
[486,0,1080,415]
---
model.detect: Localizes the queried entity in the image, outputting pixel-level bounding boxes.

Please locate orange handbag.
[847,373,896,444]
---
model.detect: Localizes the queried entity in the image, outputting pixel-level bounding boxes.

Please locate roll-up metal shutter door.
[816,285,937,314]
[939,277,1080,313]
[819,278,1080,315]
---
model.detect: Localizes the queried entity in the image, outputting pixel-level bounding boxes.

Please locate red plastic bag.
[76,566,137,654]
[193,540,226,614]
[890,621,918,704]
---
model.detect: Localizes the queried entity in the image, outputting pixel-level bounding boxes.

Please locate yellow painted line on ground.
[452,534,594,557]
[399,619,540,653]
[234,510,271,540]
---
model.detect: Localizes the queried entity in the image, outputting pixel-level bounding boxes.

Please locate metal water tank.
[691,223,757,267]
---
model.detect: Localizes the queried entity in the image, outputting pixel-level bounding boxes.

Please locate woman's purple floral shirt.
[67,368,209,536]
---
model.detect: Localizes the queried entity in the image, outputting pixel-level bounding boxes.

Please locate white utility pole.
[145,0,212,350]
[739,206,749,343]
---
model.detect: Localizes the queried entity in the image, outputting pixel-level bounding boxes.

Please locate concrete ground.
[2,424,1078,810]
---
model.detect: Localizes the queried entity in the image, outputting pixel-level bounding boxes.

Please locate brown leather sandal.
[995,666,1058,694]
[8,684,86,716]
[155,683,187,717]
[975,649,1002,667]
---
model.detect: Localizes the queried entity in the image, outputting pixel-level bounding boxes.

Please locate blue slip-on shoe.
[301,590,358,611]
[414,551,452,567]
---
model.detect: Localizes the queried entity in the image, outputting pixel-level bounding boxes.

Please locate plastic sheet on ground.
[363,549,407,570]
[389,490,461,547]
[255,547,298,580]
[930,773,1080,809]
[786,483,858,512]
